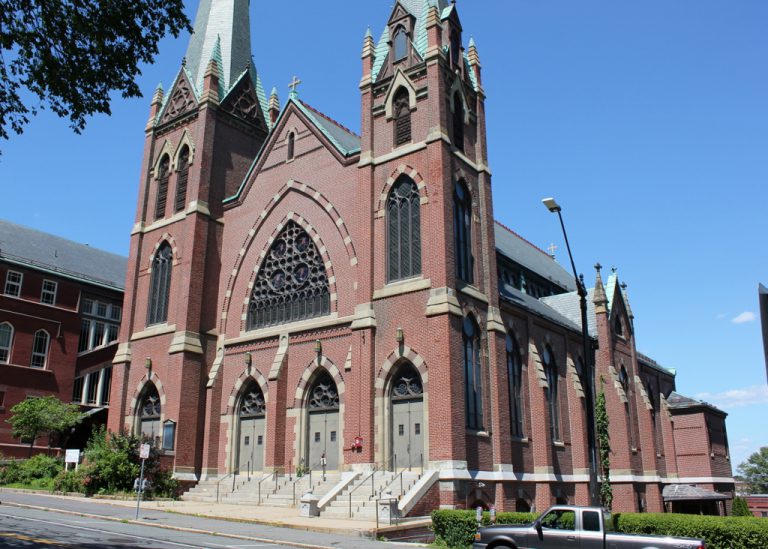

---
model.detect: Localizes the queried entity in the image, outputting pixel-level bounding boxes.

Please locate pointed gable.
[220,67,269,131]
[156,68,199,126]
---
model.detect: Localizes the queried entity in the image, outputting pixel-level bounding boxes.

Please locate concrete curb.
[1,500,338,549]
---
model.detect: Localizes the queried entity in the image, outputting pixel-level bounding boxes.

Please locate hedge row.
[431,509,536,548]
[613,512,768,549]
[431,510,768,549]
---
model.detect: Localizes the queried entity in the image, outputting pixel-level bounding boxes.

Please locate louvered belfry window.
[174,146,189,213]
[453,92,464,152]
[155,155,170,219]
[453,180,473,283]
[247,222,330,330]
[393,88,411,147]
[387,176,421,282]
[147,242,172,325]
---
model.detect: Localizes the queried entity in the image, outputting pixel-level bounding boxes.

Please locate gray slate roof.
[0,220,127,290]
[662,484,728,501]
[500,283,583,335]
[540,289,598,337]
[494,222,576,292]
[296,100,361,156]
[667,391,726,415]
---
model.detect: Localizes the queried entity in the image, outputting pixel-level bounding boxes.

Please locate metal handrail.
[290,469,314,506]
[257,471,276,504]
[215,470,236,503]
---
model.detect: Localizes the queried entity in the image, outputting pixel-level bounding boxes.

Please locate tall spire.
[184,0,252,94]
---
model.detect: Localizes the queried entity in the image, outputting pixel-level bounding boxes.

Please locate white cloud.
[695,385,768,409]
[731,311,756,324]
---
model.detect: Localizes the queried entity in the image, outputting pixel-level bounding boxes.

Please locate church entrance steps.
[221,471,344,507]
[319,470,423,520]
[180,478,226,502]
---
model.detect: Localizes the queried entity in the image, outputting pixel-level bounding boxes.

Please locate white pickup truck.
[472,506,707,549]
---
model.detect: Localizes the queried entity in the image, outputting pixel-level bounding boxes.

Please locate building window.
[31,330,50,369]
[614,315,623,337]
[101,367,112,406]
[162,420,176,451]
[4,270,22,297]
[72,377,84,403]
[147,242,173,326]
[542,345,560,441]
[387,176,421,282]
[453,92,464,152]
[463,316,483,430]
[86,371,99,404]
[155,155,170,219]
[139,384,161,447]
[287,132,295,161]
[453,180,473,283]
[450,30,461,68]
[393,26,407,62]
[40,280,57,305]
[393,87,411,146]
[174,146,189,213]
[79,299,120,352]
[0,322,13,363]
[247,221,330,330]
[507,333,524,437]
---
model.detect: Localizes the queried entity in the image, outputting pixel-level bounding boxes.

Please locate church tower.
[358,0,502,506]
[109,0,270,479]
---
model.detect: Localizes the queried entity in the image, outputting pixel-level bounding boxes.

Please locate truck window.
[582,511,601,532]
[603,511,615,533]
[540,510,576,531]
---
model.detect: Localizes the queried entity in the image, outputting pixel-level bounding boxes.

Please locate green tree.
[596,379,613,510]
[737,447,768,494]
[7,395,82,456]
[731,496,752,517]
[0,0,191,141]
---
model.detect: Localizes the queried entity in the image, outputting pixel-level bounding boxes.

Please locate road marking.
[0,513,229,548]
[0,531,73,545]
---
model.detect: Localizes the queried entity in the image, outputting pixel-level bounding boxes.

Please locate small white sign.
[65,449,80,464]
[139,443,150,460]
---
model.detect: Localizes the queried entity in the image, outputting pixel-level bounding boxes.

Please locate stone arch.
[375,346,428,398]
[237,215,338,333]
[293,356,344,409]
[225,368,270,416]
[220,181,357,332]
[384,69,417,120]
[146,233,181,272]
[127,374,167,433]
[152,139,175,177]
[171,130,195,171]
[375,164,428,214]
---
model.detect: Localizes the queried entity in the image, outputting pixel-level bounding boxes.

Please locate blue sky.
[1,1,766,469]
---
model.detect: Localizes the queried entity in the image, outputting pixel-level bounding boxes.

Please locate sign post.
[135,443,150,520]
[64,449,80,471]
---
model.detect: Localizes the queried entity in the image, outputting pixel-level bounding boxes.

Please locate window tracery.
[308,372,339,411]
[148,242,172,326]
[240,382,266,417]
[247,222,330,330]
[391,363,423,401]
[387,176,421,282]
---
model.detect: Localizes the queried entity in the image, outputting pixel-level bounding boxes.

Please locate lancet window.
[139,384,161,447]
[453,180,473,283]
[155,155,170,219]
[463,316,483,430]
[507,334,524,437]
[393,26,407,62]
[393,87,411,146]
[308,372,339,411]
[543,345,561,441]
[453,92,464,151]
[240,382,266,418]
[174,146,189,213]
[147,242,172,326]
[387,176,421,282]
[247,222,330,330]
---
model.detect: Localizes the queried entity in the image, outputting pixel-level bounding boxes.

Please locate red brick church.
[107,0,733,515]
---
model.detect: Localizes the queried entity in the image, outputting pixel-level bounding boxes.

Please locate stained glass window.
[453,180,473,283]
[463,316,483,430]
[147,243,172,325]
[155,155,170,219]
[387,176,421,282]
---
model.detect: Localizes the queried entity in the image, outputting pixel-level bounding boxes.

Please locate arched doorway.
[237,380,266,473]
[306,371,339,470]
[390,362,424,470]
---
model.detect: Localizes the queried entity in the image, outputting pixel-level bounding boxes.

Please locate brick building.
[0,220,126,457]
[107,0,733,514]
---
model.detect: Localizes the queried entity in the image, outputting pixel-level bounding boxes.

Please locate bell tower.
[109,0,270,480]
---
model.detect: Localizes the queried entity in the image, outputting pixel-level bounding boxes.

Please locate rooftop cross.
[288,75,302,99]
[547,243,557,258]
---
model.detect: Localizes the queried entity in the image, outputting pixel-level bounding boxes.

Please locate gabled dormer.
[388,2,418,69]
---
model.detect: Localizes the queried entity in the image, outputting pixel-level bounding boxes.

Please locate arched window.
[174,146,189,213]
[463,316,483,430]
[240,381,266,418]
[614,315,623,337]
[287,132,295,161]
[308,371,339,411]
[619,365,629,393]
[0,322,13,363]
[147,242,172,326]
[506,333,523,437]
[453,92,464,151]
[393,26,407,62]
[387,176,421,282]
[453,180,473,283]
[30,329,50,369]
[542,345,560,441]
[155,155,170,219]
[247,221,330,330]
[393,87,411,147]
[139,384,161,447]
[450,30,461,68]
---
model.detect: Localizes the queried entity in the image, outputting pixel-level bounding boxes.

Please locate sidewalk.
[0,489,431,548]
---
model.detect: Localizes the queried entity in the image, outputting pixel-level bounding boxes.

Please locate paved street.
[0,491,424,549]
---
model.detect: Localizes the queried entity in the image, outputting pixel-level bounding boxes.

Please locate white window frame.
[0,322,13,364]
[78,298,121,353]
[4,270,22,297]
[31,329,50,369]
[41,280,58,305]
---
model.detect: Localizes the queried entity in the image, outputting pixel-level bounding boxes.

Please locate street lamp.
[542,197,600,507]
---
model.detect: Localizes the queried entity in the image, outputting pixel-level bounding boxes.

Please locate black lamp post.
[542,197,600,507]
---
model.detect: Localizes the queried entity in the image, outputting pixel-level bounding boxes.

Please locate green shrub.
[0,460,22,484]
[614,512,768,549]
[18,454,63,483]
[53,468,87,493]
[149,467,179,498]
[732,496,751,517]
[431,509,537,548]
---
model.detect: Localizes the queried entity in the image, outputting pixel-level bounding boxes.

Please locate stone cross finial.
[595,263,602,272]
[547,243,557,258]
[288,75,302,99]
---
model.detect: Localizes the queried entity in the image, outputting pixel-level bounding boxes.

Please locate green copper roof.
[185,0,253,95]
[294,99,361,156]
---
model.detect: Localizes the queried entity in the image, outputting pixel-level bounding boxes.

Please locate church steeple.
[184,0,252,94]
